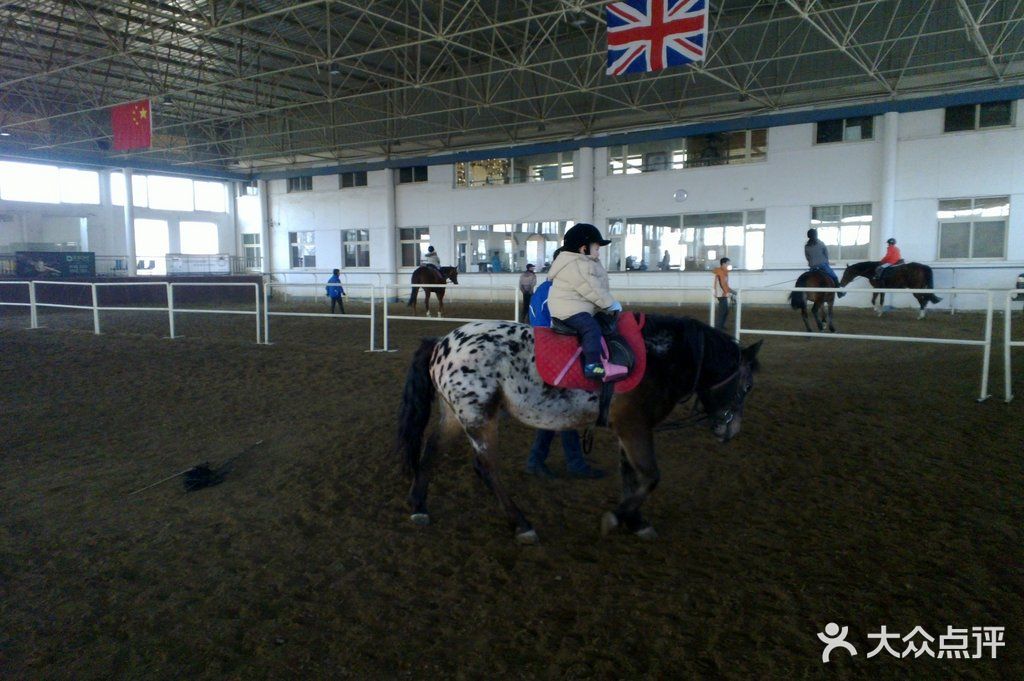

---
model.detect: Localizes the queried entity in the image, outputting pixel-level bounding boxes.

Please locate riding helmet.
[807,228,817,239]
[563,223,611,252]
[886,238,896,244]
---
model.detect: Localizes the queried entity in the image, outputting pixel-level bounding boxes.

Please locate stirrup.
[600,358,629,382]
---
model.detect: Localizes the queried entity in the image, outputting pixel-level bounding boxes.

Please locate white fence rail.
[1003,290,1023,402]
[734,286,995,402]
[262,282,377,350]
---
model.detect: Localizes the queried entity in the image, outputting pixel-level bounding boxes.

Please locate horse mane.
[641,314,741,389]
[846,260,880,276]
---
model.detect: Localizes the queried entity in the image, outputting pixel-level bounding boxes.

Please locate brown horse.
[789,269,836,332]
[839,260,942,319]
[408,265,458,317]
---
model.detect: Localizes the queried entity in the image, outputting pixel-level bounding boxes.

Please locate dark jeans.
[716,296,729,331]
[521,291,532,322]
[559,312,603,364]
[527,430,588,472]
[330,297,345,314]
[812,263,839,286]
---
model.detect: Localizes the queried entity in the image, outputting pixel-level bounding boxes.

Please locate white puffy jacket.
[546,251,616,319]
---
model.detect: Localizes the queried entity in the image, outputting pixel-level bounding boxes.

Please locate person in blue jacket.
[326,268,346,313]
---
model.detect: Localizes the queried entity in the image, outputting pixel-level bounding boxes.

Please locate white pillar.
[259,180,271,274]
[123,168,137,276]
[79,217,89,251]
[383,172,397,287]
[576,146,595,224]
[878,111,898,256]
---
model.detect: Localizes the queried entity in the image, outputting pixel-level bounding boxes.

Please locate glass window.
[399,227,430,267]
[945,100,1013,132]
[58,168,100,204]
[979,100,1012,128]
[179,221,219,254]
[816,116,873,144]
[111,172,149,207]
[455,221,565,272]
[811,203,872,260]
[937,196,1008,259]
[148,176,194,211]
[289,230,316,268]
[134,218,169,275]
[242,233,262,269]
[0,161,60,203]
[340,171,367,188]
[398,166,428,184]
[343,229,370,267]
[287,176,313,192]
[194,181,226,212]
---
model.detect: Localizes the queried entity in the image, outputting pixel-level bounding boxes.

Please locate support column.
[383,172,398,292]
[259,180,271,274]
[878,111,898,255]
[576,146,595,225]
[123,168,137,276]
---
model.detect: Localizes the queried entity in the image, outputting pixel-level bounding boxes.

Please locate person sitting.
[874,238,903,280]
[804,228,845,298]
[422,245,440,270]
[547,223,624,381]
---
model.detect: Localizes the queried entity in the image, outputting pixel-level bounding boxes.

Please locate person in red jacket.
[874,238,903,280]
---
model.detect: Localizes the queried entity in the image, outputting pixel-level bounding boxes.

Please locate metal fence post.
[383,284,390,351]
[167,283,176,339]
[28,281,38,329]
[734,289,742,341]
[978,291,993,402]
[263,281,271,344]
[253,283,261,344]
[1005,291,1013,402]
[91,283,101,334]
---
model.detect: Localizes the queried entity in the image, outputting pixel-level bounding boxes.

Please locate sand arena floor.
[1,296,1022,679]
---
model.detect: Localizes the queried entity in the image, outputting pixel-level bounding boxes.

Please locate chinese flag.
[110,99,152,151]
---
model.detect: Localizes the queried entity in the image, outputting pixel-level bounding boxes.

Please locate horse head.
[697,337,762,443]
[839,261,879,287]
[443,267,459,284]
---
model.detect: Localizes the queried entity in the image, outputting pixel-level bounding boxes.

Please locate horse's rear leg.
[875,292,885,316]
[799,303,813,333]
[811,300,825,331]
[603,426,659,539]
[407,407,460,524]
[437,293,445,319]
[465,421,536,544]
[826,301,836,333]
[915,294,928,320]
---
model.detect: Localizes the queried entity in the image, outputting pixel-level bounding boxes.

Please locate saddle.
[809,266,839,287]
[534,312,647,427]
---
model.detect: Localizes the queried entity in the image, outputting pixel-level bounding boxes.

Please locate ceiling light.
[0,130,11,137]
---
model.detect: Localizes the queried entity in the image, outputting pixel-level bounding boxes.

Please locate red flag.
[110,99,152,150]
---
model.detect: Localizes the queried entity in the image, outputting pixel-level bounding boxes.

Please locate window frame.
[339,171,368,188]
[399,227,431,268]
[398,166,428,184]
[936,196,1009,260]
[342,229,371,268]
[943,100,1014,133]
[289,230,317,268]
[810,203,874,261]
[814,116,874,144]
[242,233,262,270]
[286,175,313,193]
[608,129,767,175]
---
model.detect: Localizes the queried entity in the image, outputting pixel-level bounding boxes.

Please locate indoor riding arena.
[2,2,1023,679]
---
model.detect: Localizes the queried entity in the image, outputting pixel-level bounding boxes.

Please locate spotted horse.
[396,314,762,543]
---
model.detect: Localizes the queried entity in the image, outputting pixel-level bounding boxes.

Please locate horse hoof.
[635,526,658,540]
[409,513,431,526]
[515,529,539,545]
[601,511,620,535]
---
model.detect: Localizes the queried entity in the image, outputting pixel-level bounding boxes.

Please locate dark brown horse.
[839,261,942,319]
[396,316,762,542]
[408,265,458,317]
[789,269,836,333]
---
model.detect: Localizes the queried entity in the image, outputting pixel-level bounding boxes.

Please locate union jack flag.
[606,0,708,76]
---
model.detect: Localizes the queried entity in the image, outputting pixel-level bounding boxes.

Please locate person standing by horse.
[874,238,903,281]
[547,222,623,380]
[712,257,734,331]
[804,228,845,298]
[526,429,605,479]
[325,268,346,314]
[422,245,440,270]
[518,263,537,323]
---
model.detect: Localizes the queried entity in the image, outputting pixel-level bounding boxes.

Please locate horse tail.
[407,286,418,306]
[396,338,438,477]
[924,266,941,304]
[789,290,806,309]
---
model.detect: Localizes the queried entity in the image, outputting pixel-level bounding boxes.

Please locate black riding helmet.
[563,223,611,253]
[807,228,818,240]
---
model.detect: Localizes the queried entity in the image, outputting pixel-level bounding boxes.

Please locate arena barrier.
[1003,290,1023,402]
[379,282,519,351]
[733,286,995,402]
[3,280,262,343]
[262,281,377,351]
[0,280,34,327]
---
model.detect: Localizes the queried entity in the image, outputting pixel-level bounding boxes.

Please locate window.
[605,211,765,272]
[608,129,767,174]
[340,171,367,188]
[242,233,262,269]
[194,181,227,212]
[134,218,169,275]
[342,229,370,267]
[455,152,574,187]
[237,180,259,197]
[816,116,874,143]
[937,197,1008,259]
[179,221,219,254]
[811,203,872,260]
[455,221,567,272]
[287,176,313,192]
[111,172,149,207]
[58,168,100,204]
[398,166,428,184]
[399,227,431,267]
[944,100,1013,132]
[0,161,60,203]
[148,176,195,211]
[289,230,316,268]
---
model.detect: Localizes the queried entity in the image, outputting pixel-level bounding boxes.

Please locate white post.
[167,283,176,338]
[1005,291,1013,402]
[878,111,898,252]
[263,281,271,345]
[514,285,520,323]
[91,284,100,334]
[979,291,993,402]
[253,283,260,344]
[123,168,138,277]
[576,146,595,225]
[383,284,390,351]
[259,180,272,275]
[708,288,715,327]
[384,169,398,296]
[28,281,38,329]
[734,289,743,341]
[369,286,376,351]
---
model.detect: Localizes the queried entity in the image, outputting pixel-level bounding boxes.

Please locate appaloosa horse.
[395,315,762,543]
[789,269,837,333]
[407,265,458,317]
[839,260,942,319]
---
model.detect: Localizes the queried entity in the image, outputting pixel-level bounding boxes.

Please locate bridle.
[654,333,750,433]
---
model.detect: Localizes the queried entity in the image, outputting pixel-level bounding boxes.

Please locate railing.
[734,286,995,402]
[1003,290,1023,402]
[262,281,377,351]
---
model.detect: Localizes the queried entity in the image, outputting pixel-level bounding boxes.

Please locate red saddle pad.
[534,312,647,393]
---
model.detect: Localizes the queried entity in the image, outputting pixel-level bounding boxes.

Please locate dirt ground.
[1,296,1022,680]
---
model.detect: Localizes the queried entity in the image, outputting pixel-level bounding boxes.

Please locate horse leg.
[465,421,536,544]
[812,299,824,331]
[876,292,885,316]
[602,427,660,539]
[915,294,927,320]
[409,286,419,315]
[437,292,445,318]
[799,301,813,333]
[827,298,836,333]
[407,404,460,525]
